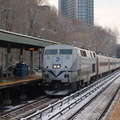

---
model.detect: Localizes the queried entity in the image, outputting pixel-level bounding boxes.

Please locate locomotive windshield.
[45,49,58,55]
[59,49,72,55]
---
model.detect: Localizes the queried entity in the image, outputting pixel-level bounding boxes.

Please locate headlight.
[53,64,61,69]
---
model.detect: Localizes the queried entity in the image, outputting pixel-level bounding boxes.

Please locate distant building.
[59,0,94,25]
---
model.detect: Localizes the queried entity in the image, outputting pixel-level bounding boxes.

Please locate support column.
[30,51,34,74]
[20,48,23,55]
[38,51,40,70]
[20,86,27,100]
[6,47,11,78]
[19,48,24,63]
[38,49,41,70]
[3,88,12,104]
[1,53,4,78]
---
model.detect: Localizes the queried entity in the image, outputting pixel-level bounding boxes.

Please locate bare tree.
[0,0,16,31]
[0,0,118,57]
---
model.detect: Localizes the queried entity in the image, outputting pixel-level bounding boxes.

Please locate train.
[42,44,120,95]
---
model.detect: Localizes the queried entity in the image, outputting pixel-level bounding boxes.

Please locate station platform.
[107,93,120,120]
[0,73,42,89]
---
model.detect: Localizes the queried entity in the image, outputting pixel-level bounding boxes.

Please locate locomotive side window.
[45,49,58,55]
[80,50,87,57]
[59,49,72,55]
[90,52,92,57]
[93,53,96,58]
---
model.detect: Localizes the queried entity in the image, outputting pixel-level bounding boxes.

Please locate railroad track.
[0,96,59,120]
[20,71,120,120]
[69,72,120,120]
[98,88,120,120]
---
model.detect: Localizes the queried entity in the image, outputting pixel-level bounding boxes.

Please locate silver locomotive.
[42,44,120,95]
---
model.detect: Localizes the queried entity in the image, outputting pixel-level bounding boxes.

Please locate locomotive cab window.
[59,49,72,55]
[80,50,87,57]
[45,49,58,55]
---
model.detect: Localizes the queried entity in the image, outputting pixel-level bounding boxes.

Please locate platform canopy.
[0,29,58,50]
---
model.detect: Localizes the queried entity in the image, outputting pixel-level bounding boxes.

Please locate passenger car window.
[45,49,58,55]
[59,49,72,55]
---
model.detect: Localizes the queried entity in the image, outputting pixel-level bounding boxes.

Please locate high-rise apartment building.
[59,0,94,25]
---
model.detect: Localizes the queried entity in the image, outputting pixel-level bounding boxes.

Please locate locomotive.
[42,44,120,95]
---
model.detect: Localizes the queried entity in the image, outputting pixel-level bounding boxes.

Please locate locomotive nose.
[54,84,61,91]
[53,83,62,91]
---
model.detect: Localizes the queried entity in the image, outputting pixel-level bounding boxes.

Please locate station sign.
[29,48,34,50]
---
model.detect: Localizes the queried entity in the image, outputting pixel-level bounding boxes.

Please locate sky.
[48,0,120,37]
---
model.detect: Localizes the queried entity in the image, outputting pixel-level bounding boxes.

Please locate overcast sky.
[48,0,120,36]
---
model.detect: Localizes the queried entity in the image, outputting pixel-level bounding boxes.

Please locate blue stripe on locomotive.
[47,70,78,78]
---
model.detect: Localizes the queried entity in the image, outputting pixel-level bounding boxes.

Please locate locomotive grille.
[52,80,61,83]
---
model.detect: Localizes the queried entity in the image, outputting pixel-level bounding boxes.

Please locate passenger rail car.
[42,44,120,95]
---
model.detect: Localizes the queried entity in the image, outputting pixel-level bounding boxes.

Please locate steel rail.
[21,71,120,120]
[68,72,120,120]
[0,96,58,120]
[98,87,120,120]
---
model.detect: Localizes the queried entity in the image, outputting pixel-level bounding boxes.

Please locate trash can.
[16,63,27,76]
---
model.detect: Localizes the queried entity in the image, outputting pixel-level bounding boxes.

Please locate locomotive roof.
[45,44,75,49]
[45,45,119,60]
[45,44,96,53]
